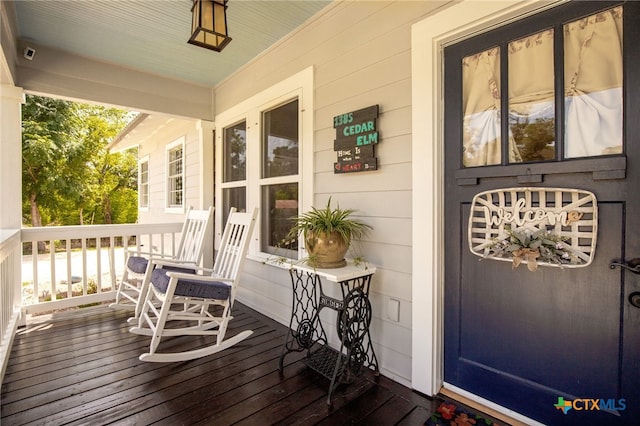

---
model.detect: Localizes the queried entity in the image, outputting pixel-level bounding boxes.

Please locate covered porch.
[2,0,574,424]
[2,0,438,406]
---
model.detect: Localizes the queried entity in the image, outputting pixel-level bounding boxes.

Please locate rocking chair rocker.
[129,207,258,362]
[109,206,213,322]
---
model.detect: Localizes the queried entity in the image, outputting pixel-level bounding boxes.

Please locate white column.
[0,84,24,230]
[198,119,215,268]
[0,84,25,323]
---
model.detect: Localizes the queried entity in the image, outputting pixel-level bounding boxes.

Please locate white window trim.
[215,66,314,261]
[138,154,150,212]
[165,136,186,214]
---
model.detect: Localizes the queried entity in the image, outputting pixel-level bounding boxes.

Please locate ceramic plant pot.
[305,230,348,268]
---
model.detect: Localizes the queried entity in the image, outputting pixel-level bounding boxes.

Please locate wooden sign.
[333,105,379,173]
[468,187,598,270]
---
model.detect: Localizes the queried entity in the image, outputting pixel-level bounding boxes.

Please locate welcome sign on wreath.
[468,188,598,271]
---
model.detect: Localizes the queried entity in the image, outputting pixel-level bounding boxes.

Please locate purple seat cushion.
[127,256,149,274]
[162,264,196,274]
[127,256,195,275]
[151,268,231,300]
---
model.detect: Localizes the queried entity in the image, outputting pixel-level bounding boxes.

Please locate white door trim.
[410,0,567,397]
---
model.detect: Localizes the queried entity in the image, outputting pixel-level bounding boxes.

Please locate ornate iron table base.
[279,262,379,405]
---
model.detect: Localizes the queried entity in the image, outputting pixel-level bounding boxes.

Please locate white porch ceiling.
[13,0,331,87]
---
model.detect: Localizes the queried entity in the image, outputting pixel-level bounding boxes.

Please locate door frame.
[410,0,566,415]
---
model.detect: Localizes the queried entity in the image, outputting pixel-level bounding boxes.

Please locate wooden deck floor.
[1,303,434,425]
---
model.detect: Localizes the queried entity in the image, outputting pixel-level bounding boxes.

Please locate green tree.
[88,148,138,224]
[22,95,137,226]
[22,96,73,226]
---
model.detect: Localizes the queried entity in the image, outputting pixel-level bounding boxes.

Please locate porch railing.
[0,222,184,385]
[0,229,22,382]
[20,222,183,316]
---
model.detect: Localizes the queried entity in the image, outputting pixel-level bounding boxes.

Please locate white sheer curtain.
[463,48,510,167]
[462,47,523,167]
[564,6,623,157]
[462,5,623,166]
[508,29,555,162]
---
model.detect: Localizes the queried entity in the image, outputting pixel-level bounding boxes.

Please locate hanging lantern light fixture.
[189,0,231,52]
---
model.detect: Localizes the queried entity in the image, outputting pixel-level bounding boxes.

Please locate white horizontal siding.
[215,0,447,387]
[237,259,293,325]
[183,129,201,207]
[138,118,202,224]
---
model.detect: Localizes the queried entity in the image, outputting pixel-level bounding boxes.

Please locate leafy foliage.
[510,116,555,161]
[287,197,372,246]
[486,225,585,270]
[22,95,138,226]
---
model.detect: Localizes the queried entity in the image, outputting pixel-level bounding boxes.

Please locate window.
[216,67,313,261]
[138,156,149,209]
[223,99,300,258]
[456,3,623,168]
[222,186,246,226]
[223,121,246,182]
[222,120,247,225]
[262,100,299,179]
[166,138,185,210]
[260,100,299,257]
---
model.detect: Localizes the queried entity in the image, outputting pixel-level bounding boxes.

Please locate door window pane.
[508,30,556,163]
[564,6,623,158]
[462,47,502,167]
[261,183,298,257]
[262,100,299,178]
[223,121,246,182]
[459,5,624,168]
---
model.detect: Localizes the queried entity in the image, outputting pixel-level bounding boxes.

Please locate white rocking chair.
[129,207,258,362]
[109,206,213,322]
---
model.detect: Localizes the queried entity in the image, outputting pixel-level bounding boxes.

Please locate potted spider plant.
[288,198,372,268]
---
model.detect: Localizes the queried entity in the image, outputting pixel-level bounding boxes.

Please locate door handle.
[609,258,640,275]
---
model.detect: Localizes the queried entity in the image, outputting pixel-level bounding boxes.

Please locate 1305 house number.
[333,112,353,127]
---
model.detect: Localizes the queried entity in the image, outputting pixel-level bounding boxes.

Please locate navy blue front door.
[443,2,640,425]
